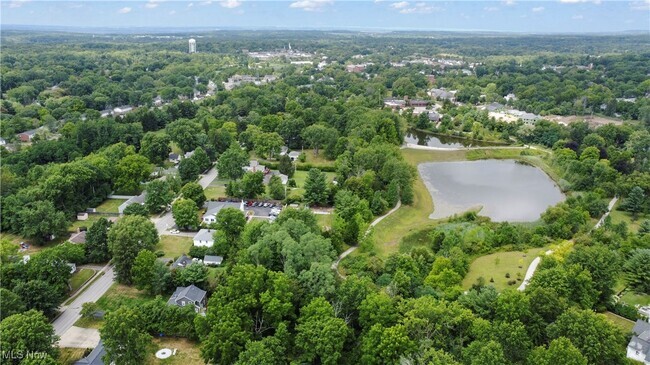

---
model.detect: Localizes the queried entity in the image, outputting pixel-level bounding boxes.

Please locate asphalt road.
[53,265,115,337]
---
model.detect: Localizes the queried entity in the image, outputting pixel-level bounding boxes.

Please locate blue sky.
[1,1,649,33]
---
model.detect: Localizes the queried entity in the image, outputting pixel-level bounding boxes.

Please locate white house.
[193,229,215,247]
[627,320,650,364]
[202,201,242,224]
[203,255,223,266]
[521,113,541,125]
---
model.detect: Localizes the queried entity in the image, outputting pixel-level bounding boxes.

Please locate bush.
[608,301,639,321]
[154,250,165,257]
[189,245,208,258]
[80,302,99,319]
[505,273,510,278]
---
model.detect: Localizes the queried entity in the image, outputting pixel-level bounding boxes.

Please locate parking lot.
[243,201,282,218]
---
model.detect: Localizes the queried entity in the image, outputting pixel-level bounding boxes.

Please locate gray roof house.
[288,151,301,161]
[628,320,650,364]
[521,112,541,125]
[74,339,106,365]
[193,229,215,247]
[202,201,242,224]
[167,284,207,312]
[203,255,223,266]
[429,88,455,101]
[118,192,147,214]
[428,111,441,122]
[486,102,505,112]
[171,254,194,269]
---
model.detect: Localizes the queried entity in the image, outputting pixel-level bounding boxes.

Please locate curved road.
[332,201,402,278]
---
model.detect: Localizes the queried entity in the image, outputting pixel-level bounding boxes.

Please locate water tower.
[189,38,196,54]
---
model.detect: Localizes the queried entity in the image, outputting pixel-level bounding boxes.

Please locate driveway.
[53,265,115,338]
[58,327,100,348]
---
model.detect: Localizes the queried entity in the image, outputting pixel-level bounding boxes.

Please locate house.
[17,129,38,142]
[383,98,406,110]
[193,229,215,247]
[117,192,147,215]
[203,255,223,266]
[202,201,243,224]
[486,102,505,112]
[69,231,87,244]
[100,110,112,118]
[77,212,89,221]
[244,160,265,173]
[428,111,441,122]
[627,320,650,364]
[0,137,6,146]
[288,151,300,161]
[429,88,455,101]
[113,105,133,115]
[184,150,195,159]
[153,96,163,106]
[171,254,195,269]
[408,99,429,108]
[521,113,541,125]
[167,284,207,312]
[504,93,517,102]
[346,64,366,73]
[74,339,106,365]
[169,153,180,164]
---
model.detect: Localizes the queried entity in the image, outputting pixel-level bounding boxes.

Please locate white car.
[169,229,180,234]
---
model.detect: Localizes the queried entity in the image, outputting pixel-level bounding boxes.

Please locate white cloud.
[484,6,498,12]
[145,0,161,9]
[220,0,242,8]
[200,1,213,5]
[390,1,409,9]
[502,0,516,5]
[68,3,83,9]
[8,0,30,9]
[571,14,583,19]
[118,6,132,13]
[559,0,601,3]
[188,2,194,7]
[630,0,650,10]
[398,2,440,14]
[289,0,333,12]
[531,6,544,12]
[169,10,176,14]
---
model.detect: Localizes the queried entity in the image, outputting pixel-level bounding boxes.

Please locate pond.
[404,129,504,148]
[419,160,565,222]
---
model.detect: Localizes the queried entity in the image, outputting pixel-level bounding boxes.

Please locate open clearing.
[462,248,548,291]
[69,269,96,292]
[602,311,635,333]
[157,236,193,258]
[95,199,126,213]
[147,338,202,365]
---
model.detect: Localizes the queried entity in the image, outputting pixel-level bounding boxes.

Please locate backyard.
[95,199,126,214]
[96,283,154,312]
[157,235,193,258]
[147,338,203,365]
[461,248,548,291]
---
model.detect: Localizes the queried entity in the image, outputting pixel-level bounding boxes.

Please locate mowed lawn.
[462,248,548,291]
[602,311,635,333]
[147,338,203,365]
[291,170,336,197]
[609,200,647,233]
[316,214,333,229]
[157,235,193,258]
[69,268,96,292]
[96,283,154,312]
[95,199,126,213]
[620,290,650,307]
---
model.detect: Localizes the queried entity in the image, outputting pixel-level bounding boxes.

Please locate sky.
[1,0,649,33]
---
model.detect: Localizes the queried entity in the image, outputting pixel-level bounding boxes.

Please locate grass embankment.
[69,269,96,292]
[461,248,548,291]
[602,312,635,333]
[157,236,193,258]
[59,348,87,365]
[95,199,126,213]
[371,147,556,257]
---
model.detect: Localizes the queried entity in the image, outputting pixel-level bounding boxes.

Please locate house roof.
[74,339,106,365]
[521,112,541,120]
[203,255,223,265]
[288,151,300,157]
[193,229,215,242]
[167,284,207,307]
[69,231,87,244]
[171,254,194,269]
[487,102,505,111]
[19,129,38,136]
[169,153,179,160]
[629,320,650,363]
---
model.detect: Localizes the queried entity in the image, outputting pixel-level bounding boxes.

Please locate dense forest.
[1,31,649,365]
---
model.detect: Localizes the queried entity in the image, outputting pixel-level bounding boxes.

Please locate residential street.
[53,265,115,338]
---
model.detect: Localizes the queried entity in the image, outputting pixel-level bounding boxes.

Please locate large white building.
[189,38,196,54]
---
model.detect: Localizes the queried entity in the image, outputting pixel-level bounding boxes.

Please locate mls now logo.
[1,350,48,360]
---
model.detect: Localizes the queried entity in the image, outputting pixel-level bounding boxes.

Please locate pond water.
[404,129,503,148]
[419,160,565,222]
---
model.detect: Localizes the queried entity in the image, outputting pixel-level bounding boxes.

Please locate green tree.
[302,124,338,156]
[0,288,26,320]
[85,217,112,263]
[547,308,626,365]
[268,175,285,200]
[622,186,645,218]
[101,307,152,365]
[241,171,265,198]
[176,263,209,288]
[527,337,588,365]
[108,215,159,284]
[215,207,247,244]
[623,249,650,294]
[360,324,417,365]
[0,238,19,263]
[145,179,174,213]
[181,182,206,208]
[166,119,202,152]
[192,147,212,172]
[115,154,152,194]
[0,310,59,364]
[140,132,171,165]
[304,168,329,206]
[218,142,248,180]
[18,200,68,244]
[464,340,507,365]
[172,198,199,231]
[359,292,399,330]
[278,154,294,178]
[566,245,620,307]
[122,202,149,217]
[178,156,200,183]
[13,280,64,318]
[392,77,417,97]
[295,297,350,365]
[132,250,157,294]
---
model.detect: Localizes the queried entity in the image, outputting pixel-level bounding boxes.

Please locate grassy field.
[157,236,193,258]
[95,199,126,213]
[316,214,333,230]
[297,150,334,168]
[69,269,96,292]
[59,348,87,365]
[290,170,336,197]
[204,185,227,200]
[96,283,153,312]
[609,200,647,233]
[74,316,104,329]
[147,338,203,365]
[462,248,548,291]
[68,215,111,233]
[602,311,635,333]
[620,291,650,307]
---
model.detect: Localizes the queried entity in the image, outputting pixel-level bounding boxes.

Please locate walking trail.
[332,201,402,278]
[517,196,618,291]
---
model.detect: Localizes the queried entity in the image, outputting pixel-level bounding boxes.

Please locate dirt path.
[332,201,402,278]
